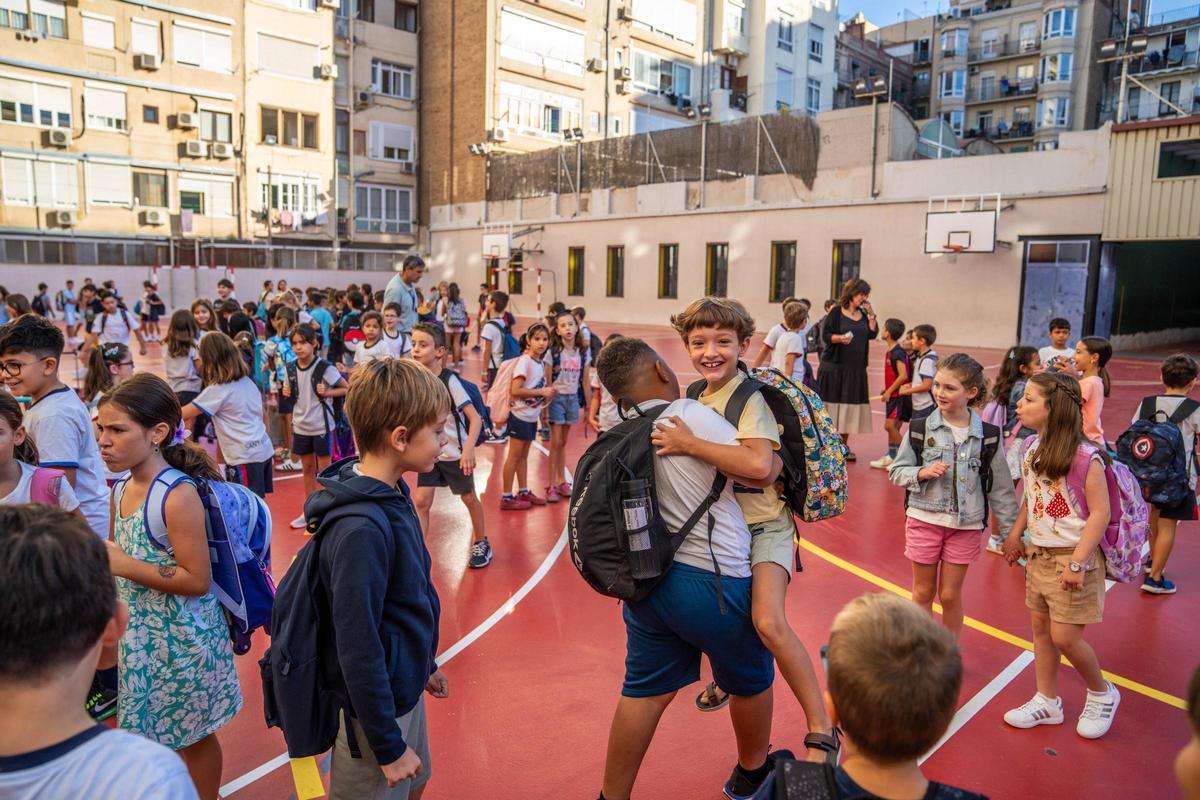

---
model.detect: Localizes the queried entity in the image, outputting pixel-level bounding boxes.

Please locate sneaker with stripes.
[1003,692,1064,728]
[1076,682,1120,739]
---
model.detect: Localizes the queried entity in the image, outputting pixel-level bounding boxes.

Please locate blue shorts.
[507,417,538,441]
[549,393,581,425]
[622,562,773,698]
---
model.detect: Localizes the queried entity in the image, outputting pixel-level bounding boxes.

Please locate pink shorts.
[904,517,983,565]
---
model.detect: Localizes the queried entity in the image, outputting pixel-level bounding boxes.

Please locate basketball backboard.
[924,194,1001,254]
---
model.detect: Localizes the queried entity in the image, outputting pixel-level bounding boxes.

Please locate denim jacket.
[888,408,1019,531]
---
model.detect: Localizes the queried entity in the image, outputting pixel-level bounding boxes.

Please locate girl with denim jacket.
[889,353,1018,638]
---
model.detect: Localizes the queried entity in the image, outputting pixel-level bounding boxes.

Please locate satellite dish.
[964,138,1003,156]
[917,119,963,159]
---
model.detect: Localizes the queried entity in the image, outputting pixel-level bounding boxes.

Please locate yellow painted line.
[798,538,1187,710]
[289,756,325,799]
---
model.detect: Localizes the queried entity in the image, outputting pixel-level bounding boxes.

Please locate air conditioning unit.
[43,128,70,147]
[176,111,199,129]
[318,0,339,7]
[210,142,234,158]
[318,63,338,80]
[616,4,632,21]
[134,52,160,70]
[616,81,630,95]
[183,140,206,157]
[400,162,414,174]
[587,57,607,73]
[616,65,632,80]
[142,208,168,225]
[489,127,509,142]
[51,210,77,227]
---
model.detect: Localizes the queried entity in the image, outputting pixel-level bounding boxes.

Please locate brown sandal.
[694,681,730,712]
[803,728,842,765]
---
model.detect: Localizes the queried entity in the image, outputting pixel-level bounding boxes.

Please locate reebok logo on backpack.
[1116,397,1199,507]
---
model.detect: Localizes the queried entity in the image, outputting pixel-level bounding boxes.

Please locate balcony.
[967,78,1038,103]
[1129,47,1200,75]
[968,37,1041,62]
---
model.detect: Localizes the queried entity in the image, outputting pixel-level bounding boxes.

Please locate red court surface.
[98,320,1199,800]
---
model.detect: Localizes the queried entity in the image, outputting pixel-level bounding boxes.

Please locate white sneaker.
[868,454,893,469]
[290,515,307,529]
[1003,692,1065,729]
[1076,682,1120,739]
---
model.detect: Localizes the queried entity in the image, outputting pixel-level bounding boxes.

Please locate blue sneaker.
[722,749,795,800]
[1141,575,1176,594]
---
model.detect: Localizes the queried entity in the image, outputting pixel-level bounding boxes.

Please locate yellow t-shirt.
[697,373,784,524]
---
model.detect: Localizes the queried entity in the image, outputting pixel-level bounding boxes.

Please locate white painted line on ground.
[220,443,569,798]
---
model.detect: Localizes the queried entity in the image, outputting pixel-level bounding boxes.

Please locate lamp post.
[854,76,888,198]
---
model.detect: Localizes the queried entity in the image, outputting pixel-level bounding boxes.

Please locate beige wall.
[1104,117,1200,240]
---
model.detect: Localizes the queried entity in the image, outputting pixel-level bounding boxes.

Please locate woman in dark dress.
[817,277,878,460]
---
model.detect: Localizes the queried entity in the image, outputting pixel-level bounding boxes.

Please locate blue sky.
[841,0,1198,28]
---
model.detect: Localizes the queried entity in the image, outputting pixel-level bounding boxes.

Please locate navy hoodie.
[304,459,440,765]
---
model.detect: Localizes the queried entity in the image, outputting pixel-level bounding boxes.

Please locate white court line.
[220,443,569,798]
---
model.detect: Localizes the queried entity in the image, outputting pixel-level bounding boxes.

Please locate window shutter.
[90,162,132,205]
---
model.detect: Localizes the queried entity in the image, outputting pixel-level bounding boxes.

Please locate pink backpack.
[484,359,520,427]
[1061,443,1150,583]
[28,467,64,506]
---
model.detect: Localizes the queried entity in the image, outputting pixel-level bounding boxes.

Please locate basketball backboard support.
[924,194,1001,254]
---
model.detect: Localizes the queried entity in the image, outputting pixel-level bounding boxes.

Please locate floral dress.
[114,497,243,750]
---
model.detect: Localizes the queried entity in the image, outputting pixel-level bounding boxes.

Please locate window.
[1158,139,1200,178]
[1,155,77,207]
[706,243,729,297]
[88,162,131,206]
[832,240,861,297]
[372,60,414,99]
[1039,53,1072,83]
[939,69,965,97]
[775,66,793,109]
[131,18,159,55]
[941,109,964,135]
[355,0,373,22]
[262,174,320,216]
[200,109,231,142]
[806,78,821,114]
[258,33,320,81]
[262,107,318,148]
[27,0,66,38]
[368,121,414,163]
[173,22,232,73]
[0,77,72,128]
[606,246,624,297]
[1037,97,1069,127]
[725,1,745,35]
[394,1,416,31]
[132,170,167,206]
[179,174,233,216]
[82,12,114,49]
[658,244,678,299]
[1159,81,1181,116]
[1042,7,1075,39]
[940,28,967,56]
[809,24,824,61]
[143,105,158,123]
[84,85,127,131]
[770,242,796,303]
[354,184,411,232]
[499,9,585,76]
[568,247,585,295]
[778,11,793,51]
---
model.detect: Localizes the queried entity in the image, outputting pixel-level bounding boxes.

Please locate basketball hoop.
[942,243,965,263]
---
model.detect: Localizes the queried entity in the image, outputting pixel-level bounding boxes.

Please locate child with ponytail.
[1074,336,1113,448]
[97,374,242,799]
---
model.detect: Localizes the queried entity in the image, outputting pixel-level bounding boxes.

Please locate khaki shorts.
[750,508,796,577]
[330,696,431,800]
[1025,546,1105,625]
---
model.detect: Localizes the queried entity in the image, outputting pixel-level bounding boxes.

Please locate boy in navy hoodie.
[304,358,449,798]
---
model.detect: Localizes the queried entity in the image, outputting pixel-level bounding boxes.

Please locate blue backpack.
[441,369,492,445]
[487,319,521,361]
[1116,397,1199,507]
[115,468,275,655]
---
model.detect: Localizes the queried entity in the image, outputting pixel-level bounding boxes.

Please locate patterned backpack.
[687,365,848,523]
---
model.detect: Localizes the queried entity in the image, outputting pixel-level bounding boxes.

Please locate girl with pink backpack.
[0,393,78,512]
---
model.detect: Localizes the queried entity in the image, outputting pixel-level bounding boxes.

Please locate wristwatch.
[1068,560,1087,573]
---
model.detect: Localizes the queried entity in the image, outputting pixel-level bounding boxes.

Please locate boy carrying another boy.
[898,324,937,423]
[594,337,788,800]
[410,323,491,569]
[655,298,839,764]
[0,505,198,799]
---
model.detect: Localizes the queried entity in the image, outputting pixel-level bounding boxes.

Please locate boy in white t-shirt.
[0,505,199,800]
[1039,317,1074,373]
[768,301,810,384]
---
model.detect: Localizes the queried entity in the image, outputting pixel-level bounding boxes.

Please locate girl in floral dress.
[95,373,242,800]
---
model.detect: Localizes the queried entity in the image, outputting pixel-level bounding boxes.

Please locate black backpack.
[906,416,1001,519]
[259,502,390,758]
[568,404,726,604]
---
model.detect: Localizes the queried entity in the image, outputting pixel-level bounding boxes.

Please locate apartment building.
[834,14,917,116]
[1103,6,1200,123]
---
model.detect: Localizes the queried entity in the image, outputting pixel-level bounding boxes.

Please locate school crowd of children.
[0,270,1197,800]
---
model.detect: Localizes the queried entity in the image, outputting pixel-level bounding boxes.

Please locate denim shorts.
[549,392,581,425]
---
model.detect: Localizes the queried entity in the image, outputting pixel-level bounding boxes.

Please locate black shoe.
[723,749,796,799]
[86,678,118,722]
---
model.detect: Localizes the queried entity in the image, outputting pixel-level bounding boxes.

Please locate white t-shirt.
[23,387,108,538]
[1039,344,1074,370]
[548,346,587,395]
[1134,395,1200,490]
[481,319,507,370]
[911,350,938,412]
[591,372,622,432]
[638,399,753,579]
[193,377,274,465]
[351,338,391,366]
[383,330,411,359]
[91,310,139,346]
[292,360,344,437]
[510,354,548,422]
[907,422,981,530]
[163,347,202,394]
[0,461,80,511]
[763,323,787,350]
[439,373,472,461]
[769,330,806,382]
[0,726,198,800]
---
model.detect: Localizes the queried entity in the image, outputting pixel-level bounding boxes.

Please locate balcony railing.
[968,38,1041,61]
[1130,47,1200,74]
[968,79,1038,102]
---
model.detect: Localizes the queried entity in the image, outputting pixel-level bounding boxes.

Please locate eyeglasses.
[0,357,48,377]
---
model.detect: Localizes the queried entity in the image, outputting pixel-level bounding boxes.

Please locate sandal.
[694,681,730,713]
[803,728,843,765]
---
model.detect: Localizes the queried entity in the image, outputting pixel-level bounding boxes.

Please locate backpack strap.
[29,467,64,505]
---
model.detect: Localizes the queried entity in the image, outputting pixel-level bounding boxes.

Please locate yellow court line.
[289,756,325,799]
[798,538,1187,711]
